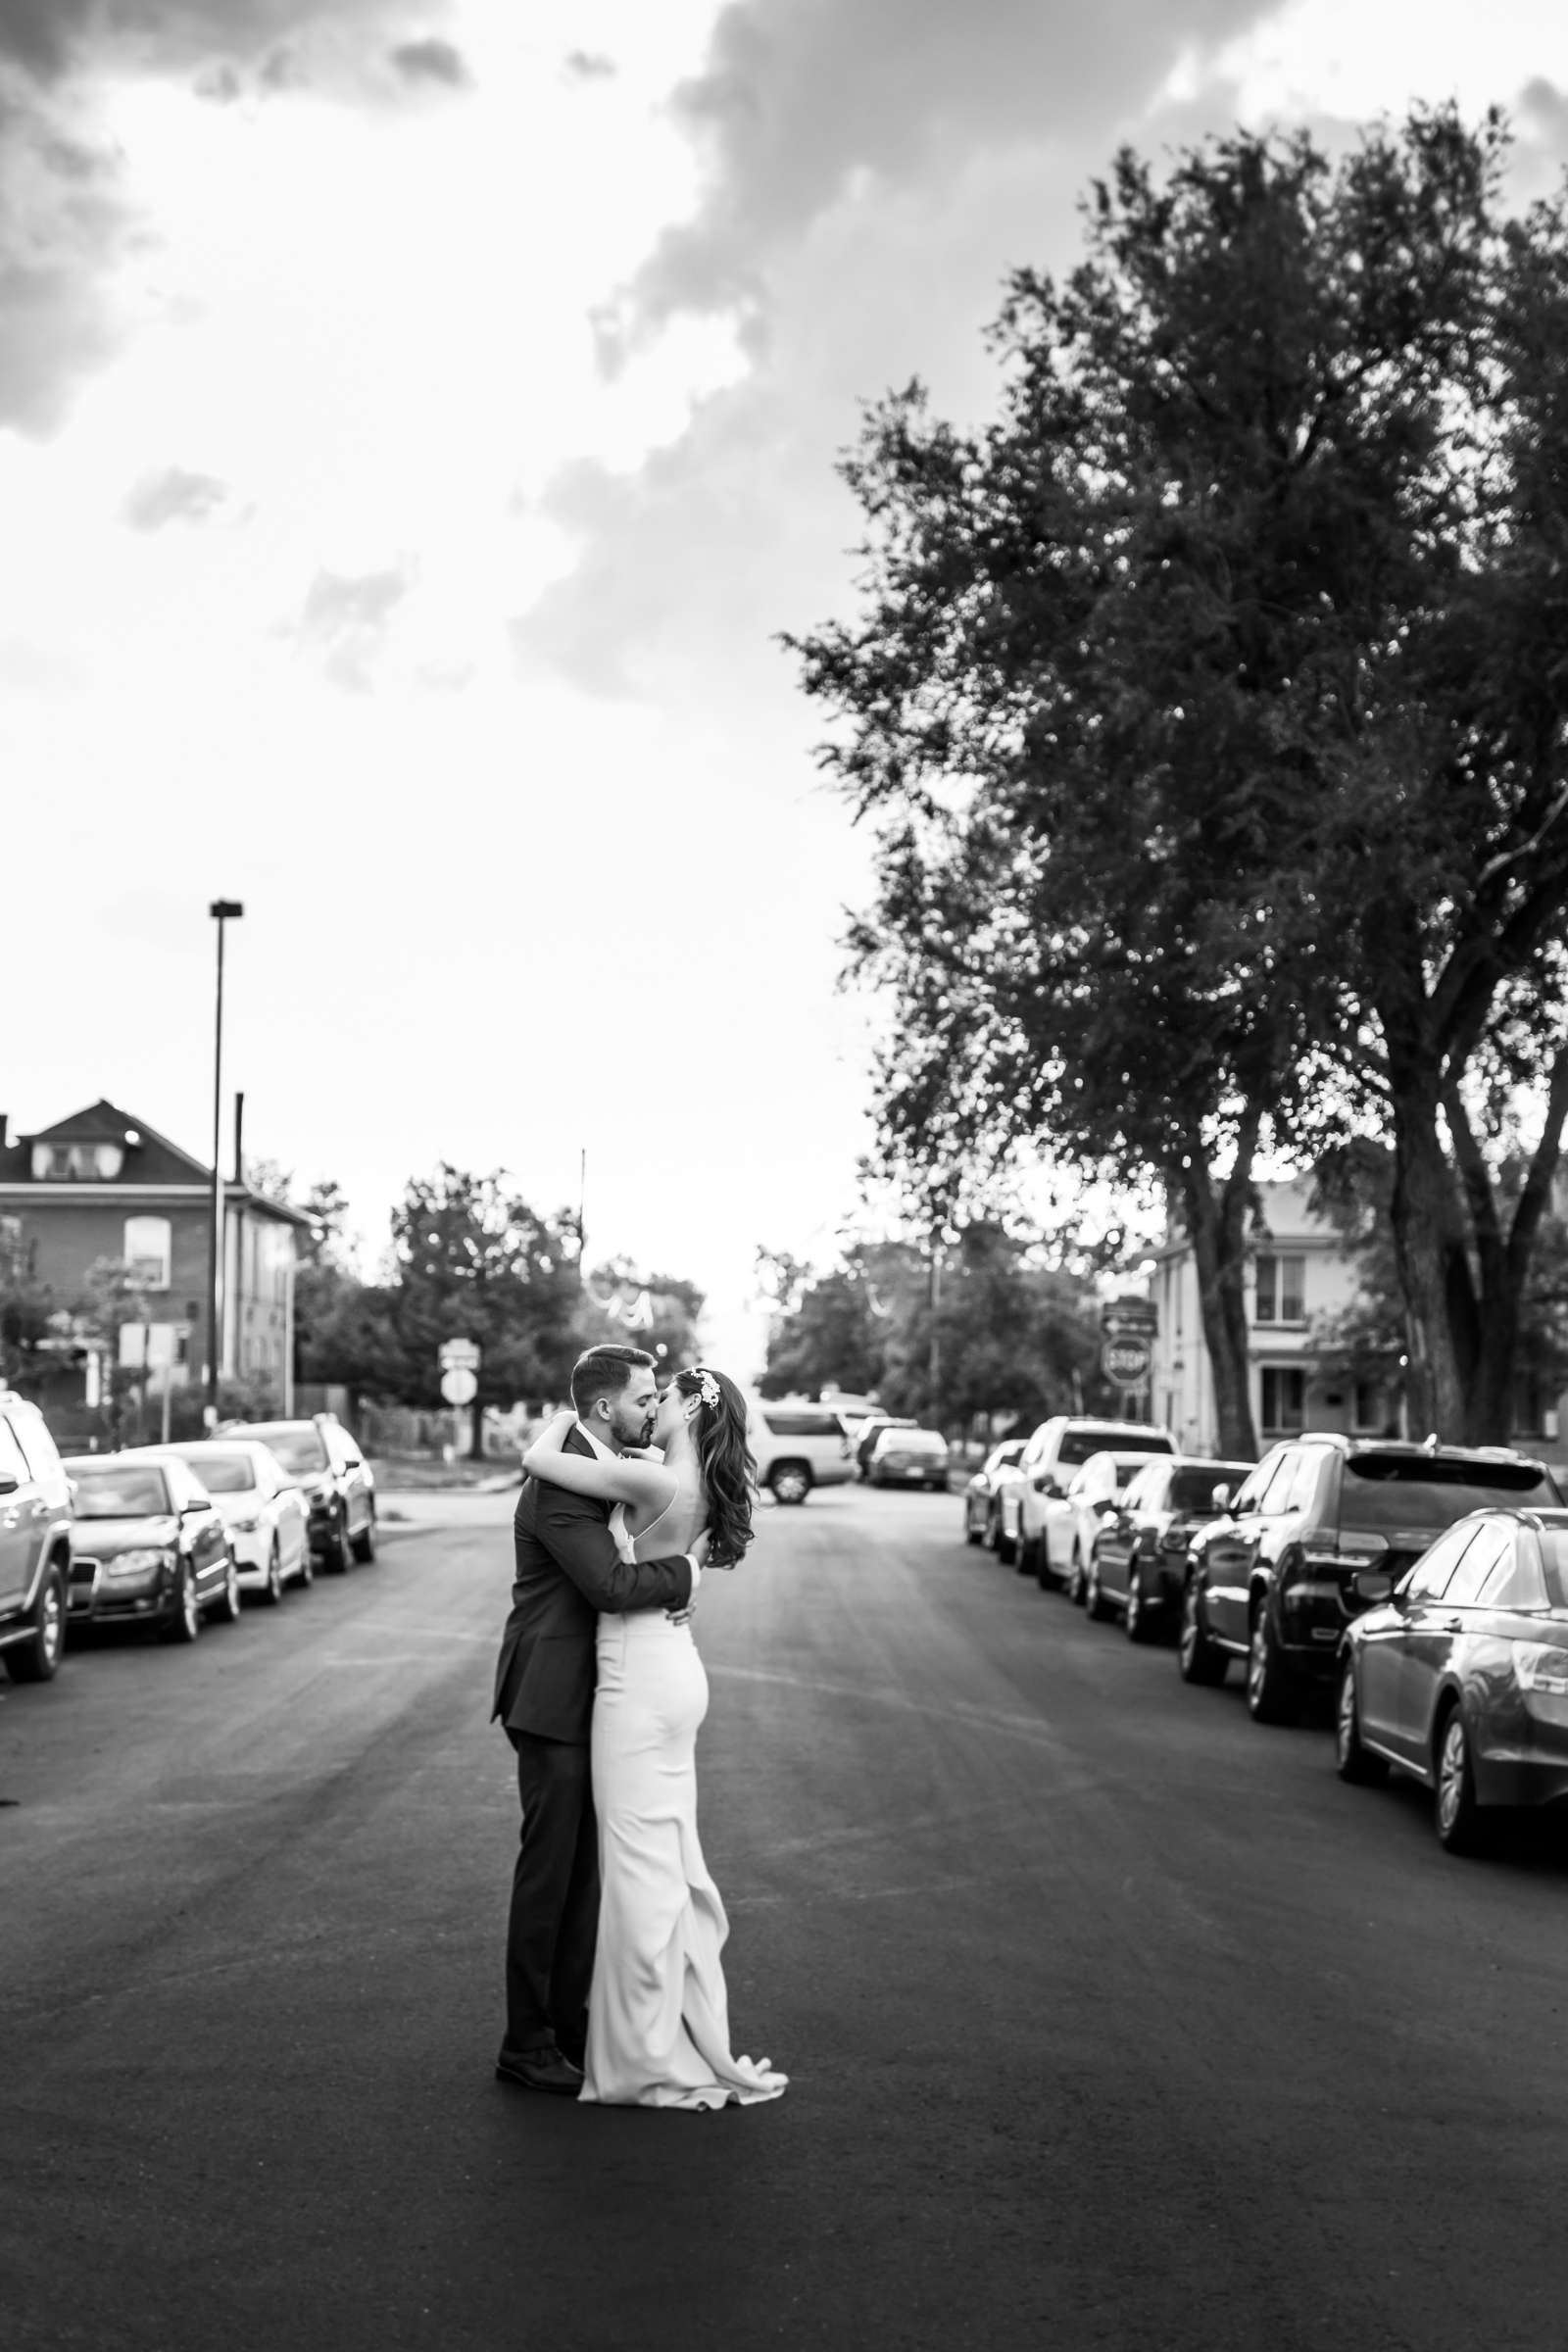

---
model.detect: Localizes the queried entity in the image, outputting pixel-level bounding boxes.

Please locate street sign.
[440,1367,478,1406]
[1101,1295,1158,1337]
[1101,1337,1152,1390]
[439,1337,480,1371]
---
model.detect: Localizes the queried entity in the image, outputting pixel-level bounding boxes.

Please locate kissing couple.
[490,1343,787,2110]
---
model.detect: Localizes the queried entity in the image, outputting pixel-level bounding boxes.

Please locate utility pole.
[207,901,243,1423]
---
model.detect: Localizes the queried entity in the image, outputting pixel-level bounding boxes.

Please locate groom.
[491,1344,705,2094]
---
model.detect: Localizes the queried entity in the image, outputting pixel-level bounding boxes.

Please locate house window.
[1254,1253,1305,1324]
[1260,1366,1306,1435]
[123,1215,172,1291]
[30,1141,124,1180]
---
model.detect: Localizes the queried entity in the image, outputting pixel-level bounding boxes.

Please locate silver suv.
[0,1393,74,1685]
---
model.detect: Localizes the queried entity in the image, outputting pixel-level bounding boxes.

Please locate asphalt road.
[5,1483,1568,2352]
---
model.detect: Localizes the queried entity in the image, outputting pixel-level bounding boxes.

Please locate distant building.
[0,1099,312,1438]
[1149,1175,1561,1457]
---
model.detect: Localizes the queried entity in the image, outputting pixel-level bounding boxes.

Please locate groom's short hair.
[570,1344,657,1417]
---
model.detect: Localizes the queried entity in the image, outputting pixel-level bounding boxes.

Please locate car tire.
[1335,1657,1388,1786]
[1017,1532,1040,1579]
[2,1561,67,1684]
[1434,1704,1494,1856]
[209,1557,243,1625]
[984,1507,1003,1554]
[1085,1553,1113,1622]
[296,1544,314,1590]
[1246,1608,1299,1726]
[964,1506,984,1547]
[1066,1549,1088,1607]
[263,1543,285,1606]
[160,1561,202,1645]
[1177,1583,1228,1686]
[327,1508,355,1572]
[352,1518,377,1564]
[1124,1572,1155,1645]
[996,1522,1016,1566]
[770,1465,810,1506]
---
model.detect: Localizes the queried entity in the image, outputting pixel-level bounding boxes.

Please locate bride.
[521,1364,787,2112]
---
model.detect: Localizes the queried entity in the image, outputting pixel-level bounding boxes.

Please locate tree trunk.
[1179,1132,1259,1459]
[1386,1073,1475,1441]
[1457,1037,1568,1444]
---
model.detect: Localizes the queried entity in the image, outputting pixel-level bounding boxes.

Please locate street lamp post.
[207,900,244,1422]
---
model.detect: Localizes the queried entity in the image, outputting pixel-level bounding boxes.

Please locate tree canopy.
[789,106,1568,1446]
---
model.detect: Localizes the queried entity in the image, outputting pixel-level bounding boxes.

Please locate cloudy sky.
[6,0,1568,1376]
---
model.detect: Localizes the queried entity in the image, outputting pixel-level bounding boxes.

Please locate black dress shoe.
[495,2043,584,2096]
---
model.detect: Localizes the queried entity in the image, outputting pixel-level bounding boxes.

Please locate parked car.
[748,1400,856,1505]
[1177,1434,1561,1724]
[230,1415,375,1570]
[1084,1455,1253,1639]
[1336,1505,1568,1854]
[0,1391,74,1686]
[995,1416,1175,1571]
[64,1450,240,1642]
[854,1416,919,1479]
[962,1440,1027,1547]
[1057,1452,1172,1597]
[149,1440,312,1604]
[866,1427,951,1491]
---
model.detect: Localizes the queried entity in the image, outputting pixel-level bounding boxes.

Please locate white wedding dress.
[578,1497,787,2111]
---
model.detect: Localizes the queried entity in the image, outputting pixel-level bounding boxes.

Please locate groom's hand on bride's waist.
[666,1529,710,1623]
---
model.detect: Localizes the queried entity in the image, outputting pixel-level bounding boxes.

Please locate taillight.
[1516,1644,1568,1696]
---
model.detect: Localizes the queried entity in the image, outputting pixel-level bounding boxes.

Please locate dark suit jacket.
[491,1425,694,1744]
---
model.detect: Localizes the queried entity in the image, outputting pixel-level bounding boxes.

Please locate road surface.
[4,1483,1568,2350]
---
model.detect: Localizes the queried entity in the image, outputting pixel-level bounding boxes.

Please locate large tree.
[791,107,1568,1446]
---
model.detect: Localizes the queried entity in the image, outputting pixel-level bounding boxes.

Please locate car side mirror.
[1352,1570,1395,1605]
[1034,1474,1059,1496]
[0,1473,18,1498]
[1210,1484,1232,1513]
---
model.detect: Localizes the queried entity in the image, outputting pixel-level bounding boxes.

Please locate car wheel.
[1017,1532,1040,1579]
[1246,1609,1299,1725]
[352,1518,376,1564]
[209,1557,243,1625]
[770,1465,810,1506]
[327,1507,355,1572]
[996,1521,1017,1566]
[160,1562,202,1645]
[1177,1583,1228,1686]
[1124,1572,1155,1645]
[1435,1704,1494,1856]
[964,1504,984,1547]
[1335,1657,1388,1786]
[296,1544,314,1590]
[263,1542,285,1606]
[1066,1549,1088,1607]
[984,1506,1002,1554]
[2,1562,67,1684]
[1085,1553,1113,1622]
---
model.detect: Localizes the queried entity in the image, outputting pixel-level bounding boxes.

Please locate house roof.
[0,1100,316,1225]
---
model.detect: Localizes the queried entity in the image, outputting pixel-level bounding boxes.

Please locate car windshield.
[1058,1428,1169,1468]
[71,1465,170,1518]
[1169,1465,1248,1512]
[888,1432,946,1453]
[177,1451,255,1494]
[246,1427,328,1474]
[1342,1454,1557,1533]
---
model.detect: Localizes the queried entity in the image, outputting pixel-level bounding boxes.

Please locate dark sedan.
[962,1441,1026,1548]
[1336,1506,1568,1854]
[65,1452,239,1643]
[1085,1456,1252,1640]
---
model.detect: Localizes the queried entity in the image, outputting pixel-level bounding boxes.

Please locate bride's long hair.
[674,1365,757,1568]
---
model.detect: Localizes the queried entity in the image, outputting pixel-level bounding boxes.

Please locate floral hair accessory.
[692,1367,721,1410]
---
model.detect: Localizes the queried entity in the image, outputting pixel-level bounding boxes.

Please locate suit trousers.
[505,1730,599,2062]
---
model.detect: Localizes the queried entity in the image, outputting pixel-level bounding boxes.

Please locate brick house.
[0,1099,312,1438]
